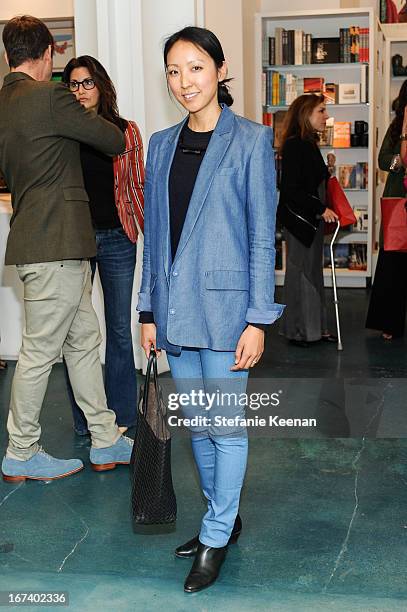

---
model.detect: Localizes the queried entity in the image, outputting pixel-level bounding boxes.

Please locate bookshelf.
[255,8,376,288]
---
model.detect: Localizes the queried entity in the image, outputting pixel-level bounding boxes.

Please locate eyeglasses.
[68,78,96,92]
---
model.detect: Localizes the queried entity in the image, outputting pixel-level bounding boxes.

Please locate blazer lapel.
[172,105,234,267]
[158,118,188,280]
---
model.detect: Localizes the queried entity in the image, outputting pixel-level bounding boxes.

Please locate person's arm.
[125,121,145,233]
[232,127,285,371]
[400,107,407,166]
[50,83,125,156]
[280,139,326,216]
[136,136,154,313]
[378,126,397,172]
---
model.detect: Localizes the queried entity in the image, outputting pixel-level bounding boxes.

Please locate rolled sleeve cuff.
[136,291,151,312]
[246,304,285,325]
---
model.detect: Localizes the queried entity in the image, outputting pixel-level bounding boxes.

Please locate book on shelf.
[333,122,351,148]
[323,243,367,270]
[264,26,369,67]
[304,77,324,94]
[324,83,338,104]
[380,0,387,23]
[271,110,287,149]
[338,82,361,104]
[262,70,368,107]
[349,26,360,62]
[324,244,349,269]
[348,244,367,270]
[275,27,284,66]
[319,117,334,146]
[311,38,340,64]
[337,162,368,189]
[360,64,368,103]
[353,207,369,231]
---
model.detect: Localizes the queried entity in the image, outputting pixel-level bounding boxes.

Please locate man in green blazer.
[0,16,134,482]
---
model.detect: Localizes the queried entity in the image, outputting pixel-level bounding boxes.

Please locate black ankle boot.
[175,514,242,558]
[184,542,227,593]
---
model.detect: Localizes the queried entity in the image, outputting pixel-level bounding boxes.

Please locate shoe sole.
[90,461,130,472]
[175,531,241,559]
[2,465,84,483]
[184,576,218,593]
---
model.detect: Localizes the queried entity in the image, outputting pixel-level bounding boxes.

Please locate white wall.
[0,0,73,20]
[204,0,245,116]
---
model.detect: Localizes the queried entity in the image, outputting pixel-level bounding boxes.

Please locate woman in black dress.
[278,94,338,347]
[366,81,407,340]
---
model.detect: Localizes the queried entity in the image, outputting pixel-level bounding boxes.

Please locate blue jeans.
[65,227,137,432]
[167,348,249,547]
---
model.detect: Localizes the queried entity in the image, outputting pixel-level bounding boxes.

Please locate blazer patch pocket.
[63,187,89,202]
[205,270,249,291]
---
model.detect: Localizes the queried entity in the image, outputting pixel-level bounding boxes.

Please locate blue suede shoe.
[90,436,133,472]
[2,448,84,482]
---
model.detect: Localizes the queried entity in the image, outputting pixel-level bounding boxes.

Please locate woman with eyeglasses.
[62,56,144,435]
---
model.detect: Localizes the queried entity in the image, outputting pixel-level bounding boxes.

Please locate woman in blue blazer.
[137,26,284,593]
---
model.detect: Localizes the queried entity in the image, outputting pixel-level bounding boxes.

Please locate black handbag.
[130,349,177,524]
[277,197,321,248]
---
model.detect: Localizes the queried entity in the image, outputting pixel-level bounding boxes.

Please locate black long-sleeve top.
[80,144,121,229]
[278,135,329,217]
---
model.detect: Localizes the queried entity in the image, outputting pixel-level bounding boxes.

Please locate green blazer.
[0,72,125,265]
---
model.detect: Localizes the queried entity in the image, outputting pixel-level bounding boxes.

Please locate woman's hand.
[322,207,339,224]
[231,325,265,371]
[141,323,161,358]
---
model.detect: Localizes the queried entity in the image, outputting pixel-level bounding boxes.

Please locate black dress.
[278,136,329,341]
[365,126,407,337]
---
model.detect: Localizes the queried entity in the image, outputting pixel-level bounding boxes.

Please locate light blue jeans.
[167,348,249,548]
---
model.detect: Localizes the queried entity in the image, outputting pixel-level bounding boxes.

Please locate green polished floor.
[1,289,407,611]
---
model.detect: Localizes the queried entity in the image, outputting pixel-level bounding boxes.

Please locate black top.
[80,144,121,230]
[168,124,213,259]
[139,123,267,332]
[278,135,329,217]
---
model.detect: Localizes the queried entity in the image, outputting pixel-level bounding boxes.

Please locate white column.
[73,0,197,372]
[141,0,196,138]
[95,0,146,136]
[73,0,98,58]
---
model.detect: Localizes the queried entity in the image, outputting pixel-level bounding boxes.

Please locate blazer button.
[172,271,178,277]
[169,308,176,315]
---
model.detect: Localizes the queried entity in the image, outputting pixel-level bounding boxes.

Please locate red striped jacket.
[113,120,144,242]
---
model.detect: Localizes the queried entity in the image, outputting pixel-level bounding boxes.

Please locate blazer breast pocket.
[63,187,89,202]
[215,167,239,176]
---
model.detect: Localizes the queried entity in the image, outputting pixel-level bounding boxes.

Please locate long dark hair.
[279,93,325,153]
[163,26,233,107]
[62,55,127,131]
[390,79,407,146]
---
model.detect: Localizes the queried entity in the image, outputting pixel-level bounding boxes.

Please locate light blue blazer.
[137,104,284,354]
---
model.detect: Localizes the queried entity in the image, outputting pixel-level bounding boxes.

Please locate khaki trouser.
[7,260,120,460]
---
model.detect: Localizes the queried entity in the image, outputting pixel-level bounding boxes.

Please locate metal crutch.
[329,220,343,351]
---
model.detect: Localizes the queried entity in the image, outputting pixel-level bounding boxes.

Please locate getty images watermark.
[166,389,317,429]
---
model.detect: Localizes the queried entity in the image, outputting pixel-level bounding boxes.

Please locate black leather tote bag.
[130,350,177,524]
